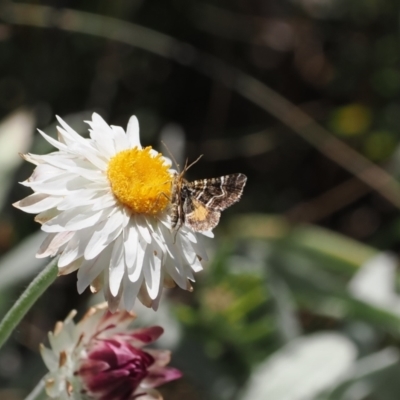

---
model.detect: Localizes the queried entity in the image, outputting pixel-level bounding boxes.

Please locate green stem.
[0,257,59,349]
[24,378,46,400]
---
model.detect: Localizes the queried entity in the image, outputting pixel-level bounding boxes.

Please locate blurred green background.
[3,0,400,399]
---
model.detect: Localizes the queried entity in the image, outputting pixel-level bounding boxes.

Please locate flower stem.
[0,257,59,349]
[24,378,45,400]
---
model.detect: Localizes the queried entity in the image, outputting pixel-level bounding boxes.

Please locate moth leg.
[153,177,174,208]
[153,191,172,209]
[171,202,185,244]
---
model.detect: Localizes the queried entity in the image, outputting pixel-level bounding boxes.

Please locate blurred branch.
[188,2,295,49]
[189,3,266,43]
[286,177,369,223]
[197,129,276,160]
[4,3,400,208]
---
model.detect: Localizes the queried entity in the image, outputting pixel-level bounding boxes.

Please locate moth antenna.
[161,140,180,172]
[183,158,189,172]
[185,154,203,172]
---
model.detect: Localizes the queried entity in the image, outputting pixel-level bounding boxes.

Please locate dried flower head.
[40,303,182,400]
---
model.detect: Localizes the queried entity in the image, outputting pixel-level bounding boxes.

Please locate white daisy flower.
[14,113,210,311]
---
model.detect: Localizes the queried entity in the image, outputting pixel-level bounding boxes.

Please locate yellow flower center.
[107,147,172,215]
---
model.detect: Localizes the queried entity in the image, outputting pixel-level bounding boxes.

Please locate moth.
[171,161,247,232]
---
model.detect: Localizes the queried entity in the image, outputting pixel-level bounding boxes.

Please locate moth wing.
[188,173,247,211]
[183,197,221,232]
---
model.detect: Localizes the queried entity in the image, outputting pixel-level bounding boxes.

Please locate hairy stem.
[0,257,58,348]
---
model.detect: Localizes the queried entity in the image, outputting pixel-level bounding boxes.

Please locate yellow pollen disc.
[107,147,172,215]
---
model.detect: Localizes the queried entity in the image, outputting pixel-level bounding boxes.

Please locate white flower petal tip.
[40,304,181,400]
[127,115,141,148]
[202,230,214,238]
[16,113,209,311]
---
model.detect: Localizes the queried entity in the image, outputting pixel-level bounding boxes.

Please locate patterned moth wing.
[171,173,247,232]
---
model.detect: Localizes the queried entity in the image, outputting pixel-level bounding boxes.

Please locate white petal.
[162,156,173,168]
[121,273,143,311]
[150,288,163,311]
[136,214,152,244]
[40,345,58,371]
[66,206,110,230]
[111,125,129,152]
[87,181,110,191]
[138,273,153,308]
[156,211,171,225]
[58,257,83,275]
[58,226,97,267]
[128,238,146,282]
[13,193,62,214]
[65,137,108,170]
[56,116,91,147]
[57,123,101,151]
[190,239,209,262]
[84,210,124,260]
[146,218,167,257]
[25,174,89,196]
[77,246,112,294]
[121,206,131,227]
[190,255,203,273]
[109,234,125,296]
[37,129,69,152]
[91,192,117,211]
[144,243,162,300]
[149,149,160,157]
[164,257,187,289]
[159,225,190,284]
[103,266,123,312]
[124,223,139,270]
[91,113,113,133]
[35,208,61,225]
[159,224,184,263]
[37,231,75,258]
[183,229,197,243]
[201,230,214,238]
[48,327,73,354]
[87,113,116,158]
[56,189,104,211]
[177,234,199,265]
[126,115,141,148]
[25,163,63,183]
[42,206,106,233]
[81,148,108,171]
[37,154,104,181]
[22,152,45,165]
[182,263,195,281]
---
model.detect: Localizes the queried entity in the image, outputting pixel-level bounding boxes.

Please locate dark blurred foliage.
[2,0,400,399]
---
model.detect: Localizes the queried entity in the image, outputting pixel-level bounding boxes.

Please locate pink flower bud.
[40,303,181,400]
